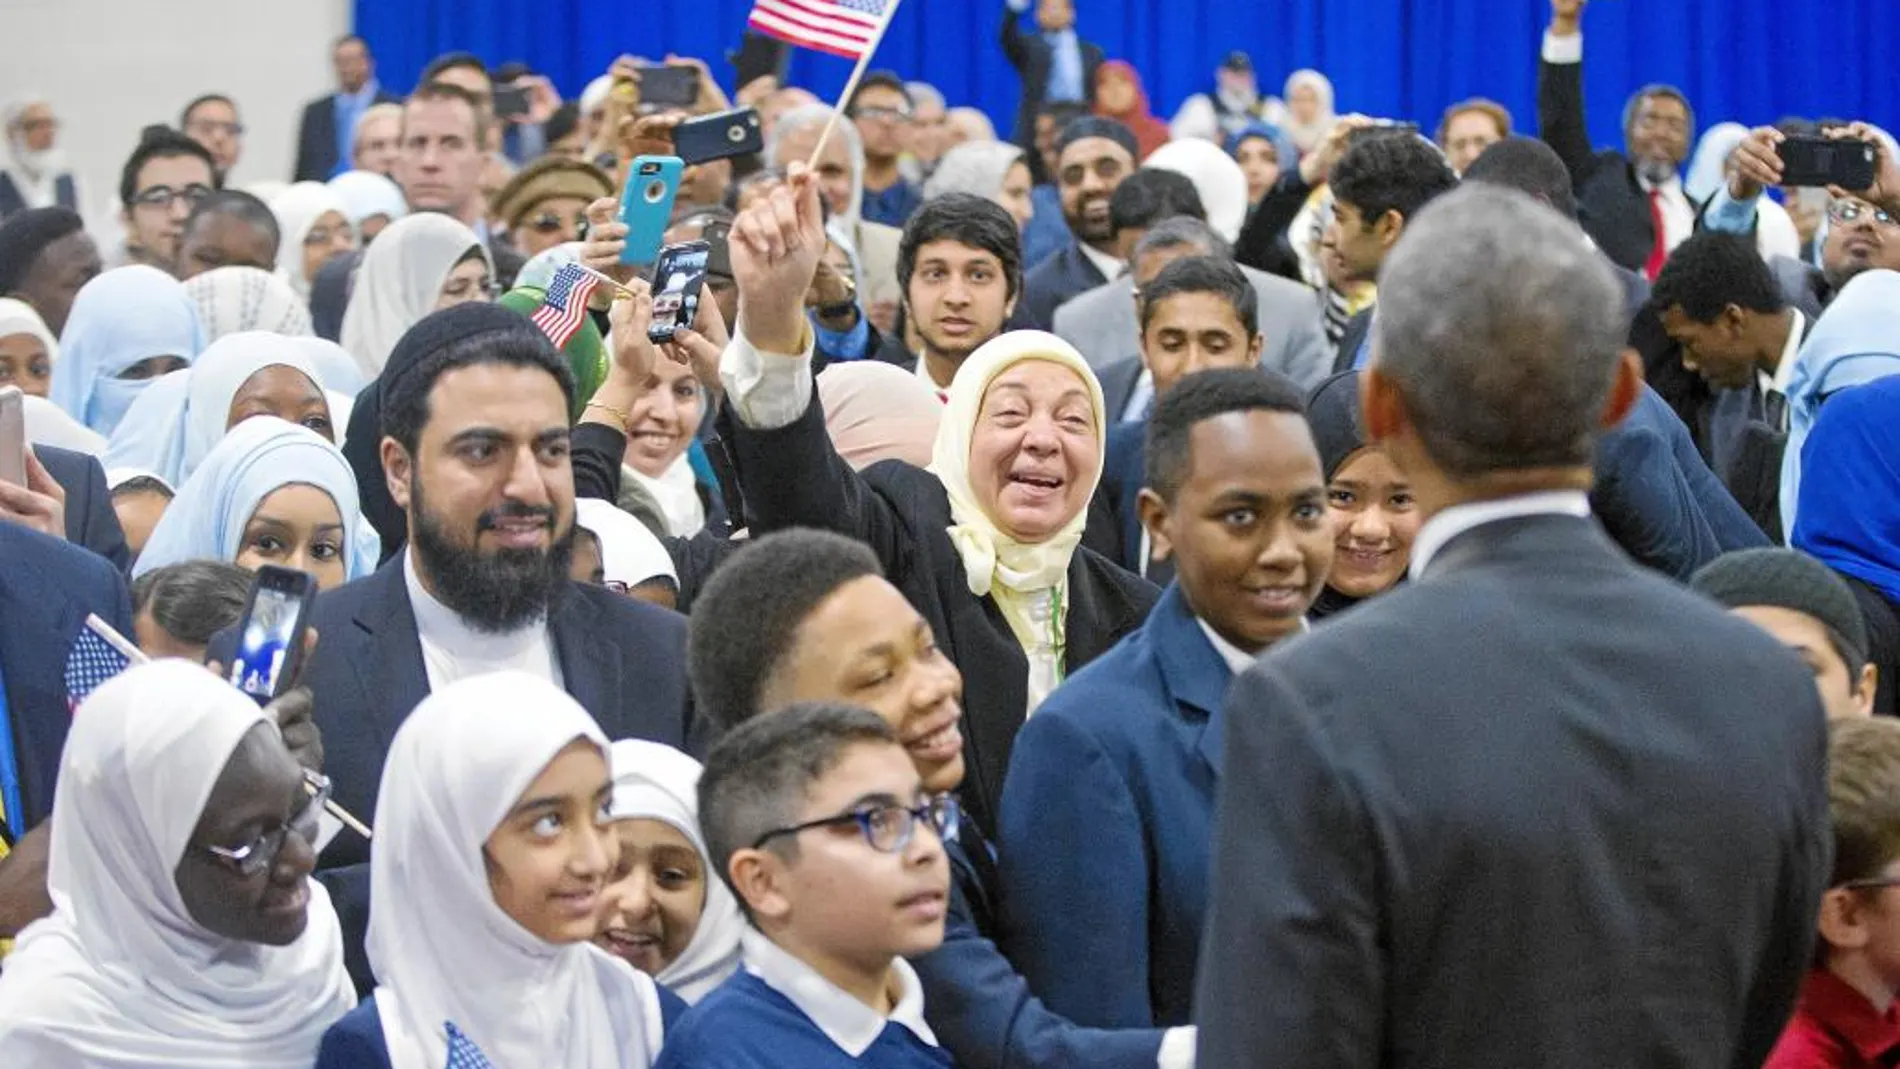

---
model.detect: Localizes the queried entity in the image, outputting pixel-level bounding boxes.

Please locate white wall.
[0,0,351,226]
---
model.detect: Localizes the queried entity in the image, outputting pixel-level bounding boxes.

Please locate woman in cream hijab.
[270,182,357,302]
[338,213,491,377]
[722,259,1158,837]
[0,661,355,1067]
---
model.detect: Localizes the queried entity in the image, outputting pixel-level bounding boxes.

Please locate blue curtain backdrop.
[357,0,1896,153]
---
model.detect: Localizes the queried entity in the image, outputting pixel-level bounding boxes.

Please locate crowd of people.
[0,0,1899,1064]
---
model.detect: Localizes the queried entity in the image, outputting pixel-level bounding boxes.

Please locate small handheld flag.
[445,1022,498,1069]
[747,0,891,61]
[529,263,605,350]
[65,620,133,713]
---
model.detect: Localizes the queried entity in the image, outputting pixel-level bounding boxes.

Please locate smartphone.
[0,386,24,486]
[675,107,765,166]
[618,156,683,268]
[647,241,711,343]
[1778,137,1878,189]
[228,565,318,706]
[636,65,700,110]
[728,31,792,92]
[493,83,531,121]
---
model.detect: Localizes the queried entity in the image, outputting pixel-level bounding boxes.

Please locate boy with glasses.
[116,127,218,275]
[1765,717,1900,1068]
[665,702,956,1069]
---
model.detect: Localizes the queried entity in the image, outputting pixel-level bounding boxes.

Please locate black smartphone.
[647,241,711,344]
[493,83,532,121]
[637,65,700,110]
[675,107,765,166]
[1778,136,1878,189]
[228,565,318,705]
[728,31,791,91]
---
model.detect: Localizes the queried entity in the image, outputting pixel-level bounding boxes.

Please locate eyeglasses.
[186,119,246,139]
[1839,875,1900,892]
[303,225,352,247]
[752,794,958,854]
[131,184,213,210]
[528,210,588,235]
[203,769,330,877]
[1829,200,1897,228]
[853,106,912,125]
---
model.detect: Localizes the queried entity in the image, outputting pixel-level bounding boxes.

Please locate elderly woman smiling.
[709,168,1157,837]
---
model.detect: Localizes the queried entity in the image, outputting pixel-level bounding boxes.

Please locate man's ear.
[1135,486,1174,563]
[1721,303,1751,338]
[728,847,792,925]
[1247,331,1265,366]
[1819,886,1873,954]
[382,436,413,512]
[1857,663,1880,717]
[1359,364,1407,446]
[1377,209,1406,251]
[1598,349,1643,431]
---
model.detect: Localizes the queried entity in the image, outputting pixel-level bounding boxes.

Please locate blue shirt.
[1045,30,1085,103]
[861,179,924,229]
[332,80,382,179]
[657,970,952,1069]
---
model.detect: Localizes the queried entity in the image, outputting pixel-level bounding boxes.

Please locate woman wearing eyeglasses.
[492,156,616,259]
[0,660,355,1067]
[313,671,681,1069]
[338,212,493,378]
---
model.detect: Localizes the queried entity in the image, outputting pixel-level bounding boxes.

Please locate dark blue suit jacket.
[314,986,688,1069]
[0,522,133,833]
[999,583,1233,1028]
[1081,421,1150,578]
[37,444,130,572]
[1017,242,1109,333]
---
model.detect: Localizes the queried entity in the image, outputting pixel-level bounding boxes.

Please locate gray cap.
[1690,548,1870,665]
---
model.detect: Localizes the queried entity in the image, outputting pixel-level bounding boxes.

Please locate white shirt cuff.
[1006,0,1031,12]
[1541,31,1583,64]
[718,326,814,431]
[1157,1026,1196,1069]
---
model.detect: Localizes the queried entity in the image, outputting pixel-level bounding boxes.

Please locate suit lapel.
[1146,585,1236,777]
[350,565,431,749]
[551,586,615,724]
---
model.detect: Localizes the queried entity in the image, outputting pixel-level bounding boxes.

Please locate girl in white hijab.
[326,170,408,243]
[575,496,680,606]
[0,295,58,397]
[184,266,315,342]
[1282,69,1338,155]
[1143,137,1252,243]
[597,739,744,1004]
[0,660,355,1068]
[339,212,489,378]
[271,182,357,302]
[315,671,674,1069]
[50,265,203,436]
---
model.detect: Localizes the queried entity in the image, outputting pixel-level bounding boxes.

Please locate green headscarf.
[498,286,607,420]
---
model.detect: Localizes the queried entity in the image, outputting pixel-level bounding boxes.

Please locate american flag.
[529,263,603,350]
[64,626,131,713]
[444,1022,497,1069]
[748,0,892,61]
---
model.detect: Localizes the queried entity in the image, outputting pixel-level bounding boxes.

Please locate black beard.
[409,475,575,634]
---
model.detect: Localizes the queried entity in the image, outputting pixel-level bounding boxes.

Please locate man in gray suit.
[1054,217,1330,417]
[1196,186,1829,1069]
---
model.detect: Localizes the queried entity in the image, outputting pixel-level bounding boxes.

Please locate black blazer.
[295,89,400,182]
[0,522,133,834]
[1196,513,1829,1069]
[1329,307,1373,376]
[36,444,130,572]
[1539,53,1699,273]
[1018,242,1109,333]
[728,397,1157,838]
[1000,5,1104,152]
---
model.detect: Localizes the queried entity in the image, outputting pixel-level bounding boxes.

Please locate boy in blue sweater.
[658,702,957,1069]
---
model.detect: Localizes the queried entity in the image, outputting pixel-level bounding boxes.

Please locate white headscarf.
[576,497,679,589]
[50,265,204,436]
[269,182,353,300]
[607,740,743,1004]
[326,170,409,231]
[0,295,57,370]
[339,213,486,378]
[368,671,668,1069]
[1143,138,1252,243]
[184,267,315,343]
[923,141,1026,203]
[0,661,355,1067]
[294,336,367,398]
[626,459,707,539]
[1282,69,1337,154]
[23,394,105,453]
[1685,122,1749,205]
[927,331,1106,709]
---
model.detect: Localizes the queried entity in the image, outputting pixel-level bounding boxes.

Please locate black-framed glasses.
[203,768,329,877]
[529,210,588,235]
[1830,200,1897,228]
[752,794,958,854]
[852,106,912,125]
[186,119,246,139]
[1839,875,1900,892]
[132,184,213,210]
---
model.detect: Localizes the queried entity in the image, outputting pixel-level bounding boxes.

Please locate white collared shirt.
[1196,619,1258,674]
[914,348,952,399]
[1408,490,1592,580]
[403,549,561,690]
[1759,309,1807,398]
[741,929,939,1057]
[1076,241,1126,288]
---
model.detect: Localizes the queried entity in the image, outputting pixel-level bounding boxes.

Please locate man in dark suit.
[1016,117,1137,331]
[294,35,399,182]
[0,444,130,571]
[1196,185,1829,1069]
[1001,0,1102,151]
[0,521,132,932]
[1005,368,1329,1029]
[1538,0,1696,278]
[290,304,688,987]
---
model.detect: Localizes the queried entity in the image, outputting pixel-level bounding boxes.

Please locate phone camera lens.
[645,180,667,204]
[727,125,745,142]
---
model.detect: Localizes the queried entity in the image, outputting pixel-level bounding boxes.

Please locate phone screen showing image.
[648,242,710,343]
[230,585,302,703]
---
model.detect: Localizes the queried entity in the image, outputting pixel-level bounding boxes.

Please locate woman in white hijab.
[923,141,1035,232]
[1281,69,1338,155]
[314,671,676,1069]
[270,182,357,302]
[0,660,355,1068]
[575,496,680,607]
[0,295,57,397]
[184,266,314,343]
[326,170,407,244]
[339,213,491,378]
[49,265,203,436]
[596,740,744,1004]
[1143,137,1252,243]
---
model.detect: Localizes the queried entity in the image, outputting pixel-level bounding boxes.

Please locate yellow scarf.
[926,332,1108,711]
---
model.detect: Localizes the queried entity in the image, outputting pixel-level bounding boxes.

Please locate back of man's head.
[898,192,1023,301]
[0,206,85,294]
[687,529,885,736]
[1145,366,1306,502]
[380,303,574,454]
[1651,230,1786,325]
[184,190,280,247]
[1138,254,1257,336]
[1131,216,1229,277]
[132,560,252,653]
[1329,133,1458,229]
[1109,168,1205,237]
[421,51,488,88]
[1371,185,1625,479]
[1461,136,1578,222]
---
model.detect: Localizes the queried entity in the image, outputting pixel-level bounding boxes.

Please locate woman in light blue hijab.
[50,265,204,436]
[1779,268,1900,538]
[131,415,369,589]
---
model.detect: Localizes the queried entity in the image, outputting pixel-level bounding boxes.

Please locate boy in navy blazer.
[999,367,1334,1027]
